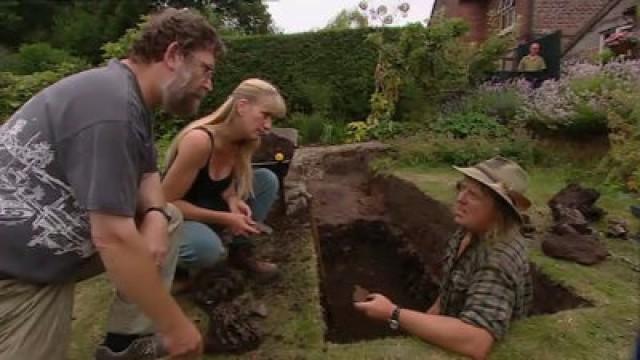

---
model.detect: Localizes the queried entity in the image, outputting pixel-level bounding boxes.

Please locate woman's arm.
[355,294,494,360]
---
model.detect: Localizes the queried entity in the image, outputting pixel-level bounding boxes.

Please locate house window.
[498,0,516,31]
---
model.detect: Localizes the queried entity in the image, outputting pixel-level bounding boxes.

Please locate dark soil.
[530,264,593,315]
[204,300,263,354]
[191,267,246,311]
[318,220,437,343]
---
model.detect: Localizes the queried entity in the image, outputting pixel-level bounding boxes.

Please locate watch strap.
[145,206,171,222]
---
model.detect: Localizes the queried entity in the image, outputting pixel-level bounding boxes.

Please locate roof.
[563,0,626,55]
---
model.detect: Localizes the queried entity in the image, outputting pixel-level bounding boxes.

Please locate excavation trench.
[288,144,592,344]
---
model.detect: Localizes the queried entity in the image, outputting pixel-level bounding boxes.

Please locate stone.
[352,285,371,303]
[550,206,593,235]
[549,184,606,222]
[606,218,629,239]
[542,232,609,265]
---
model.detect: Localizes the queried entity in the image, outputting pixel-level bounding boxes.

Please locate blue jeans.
[178,168,279,269]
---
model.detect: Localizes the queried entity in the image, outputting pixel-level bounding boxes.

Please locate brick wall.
[458,0,490,42]
[533,0,611,48]
[430,0,617,52]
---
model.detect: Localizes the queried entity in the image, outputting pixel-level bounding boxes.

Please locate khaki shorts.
[0,204,183,360]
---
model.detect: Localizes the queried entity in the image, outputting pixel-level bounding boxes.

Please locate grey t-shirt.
[0,60,157,284]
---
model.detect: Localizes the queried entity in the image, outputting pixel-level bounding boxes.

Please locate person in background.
[518,42,547,73]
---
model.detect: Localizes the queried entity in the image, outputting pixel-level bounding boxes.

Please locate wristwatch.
[389,306,401,331]
[145,206,172,223]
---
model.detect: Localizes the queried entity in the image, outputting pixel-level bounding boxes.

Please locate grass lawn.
[70,163,639,359]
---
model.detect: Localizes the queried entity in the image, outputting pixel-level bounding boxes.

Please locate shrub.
[0,43,86,75]
[103,23,382,129]
[517,60,639,135]
[431,111,509,139]
[393,132,544,168]
[285,112,329,145]
[0,62,87,122]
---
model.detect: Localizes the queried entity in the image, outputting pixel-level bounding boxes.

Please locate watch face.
[390,319,399,330]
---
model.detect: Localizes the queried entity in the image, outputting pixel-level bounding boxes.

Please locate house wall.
[565,0,637,59]
[532,0,611,49]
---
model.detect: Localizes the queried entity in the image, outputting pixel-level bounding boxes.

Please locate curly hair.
[129,7,225,63]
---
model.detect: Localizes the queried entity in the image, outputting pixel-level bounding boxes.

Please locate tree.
[153,0,275,35]
[0,0,275,64]
[325,9,369,30]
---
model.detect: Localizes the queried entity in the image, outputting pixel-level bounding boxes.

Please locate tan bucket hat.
[453,156,532,220]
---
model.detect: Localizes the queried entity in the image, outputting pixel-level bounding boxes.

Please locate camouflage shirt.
[439,229,533,340]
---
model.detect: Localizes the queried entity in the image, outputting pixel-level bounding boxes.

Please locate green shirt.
[438,229,533,340]
[518,55,547,72]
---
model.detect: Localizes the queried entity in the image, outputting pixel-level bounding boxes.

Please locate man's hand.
[354,293,396,321]
[139,210,170,267]
[161,317,203,359]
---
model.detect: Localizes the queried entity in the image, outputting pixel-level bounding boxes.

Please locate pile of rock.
[190,267,268,354]
[541,184,609,265]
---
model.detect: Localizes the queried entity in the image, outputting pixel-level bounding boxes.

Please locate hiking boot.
[228,244,279,282]
[94,335,167,360]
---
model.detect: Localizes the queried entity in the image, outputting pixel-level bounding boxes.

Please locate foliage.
[431,111,509,139]
[324,8,369,30]
[101,15,148,61]
[597,80,640,192]
[103,22,380,135]
[320,121,348,145]
[393,131,544,168]
[0,0,274,64]
[598,48,616,64]
[0,43,85,74]
[442,84,523,125]
[200,28,380,128]
[363,13,515,134]
[346,121,374,143]
[284,113,329,145]
[516,60,639,135]
[0,62,87,122]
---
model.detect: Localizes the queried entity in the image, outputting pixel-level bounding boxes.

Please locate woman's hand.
[224,213,259,236]
[354,293,396,321]
[228,197,252,218]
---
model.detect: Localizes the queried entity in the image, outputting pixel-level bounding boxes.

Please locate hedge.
[2,28,389,130]
[201,28,382,123]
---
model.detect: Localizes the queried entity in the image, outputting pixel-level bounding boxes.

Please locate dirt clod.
[204,300,262,354]
[352,285,371,303]
[192,268,245,310]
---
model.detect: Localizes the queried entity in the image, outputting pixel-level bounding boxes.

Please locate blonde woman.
[163,78,286,281]
[355,157,533,360]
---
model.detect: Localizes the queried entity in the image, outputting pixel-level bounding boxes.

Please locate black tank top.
[182,128,233,217]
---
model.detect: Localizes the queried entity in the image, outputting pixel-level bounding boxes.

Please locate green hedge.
[0,62,87,122]
[3,28,383,129]
[199,28,381,124]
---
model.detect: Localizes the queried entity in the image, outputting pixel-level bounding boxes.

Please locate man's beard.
[162,68,203,116]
